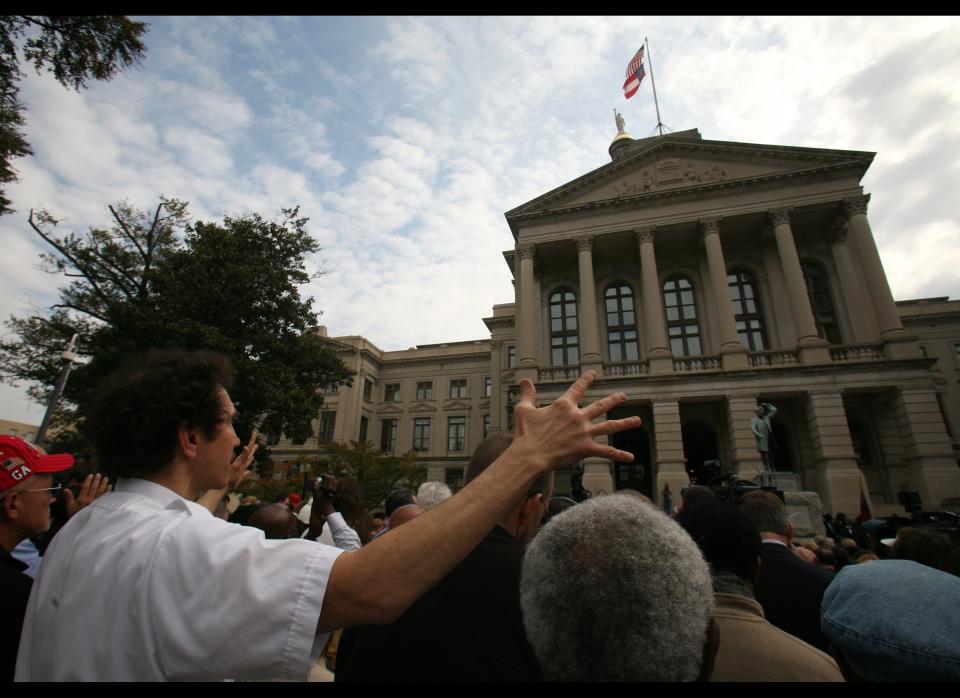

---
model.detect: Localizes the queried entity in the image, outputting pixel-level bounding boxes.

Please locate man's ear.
[1,491,21,522]
[176,421,200,459]
[787,521,795,543]
[519,493,542,526]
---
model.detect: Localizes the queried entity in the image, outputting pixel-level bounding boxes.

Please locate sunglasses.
[18,484,63,495]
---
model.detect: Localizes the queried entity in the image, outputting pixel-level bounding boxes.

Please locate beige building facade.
[272,128,960,516]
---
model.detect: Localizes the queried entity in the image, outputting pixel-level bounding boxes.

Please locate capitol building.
[271,123,960,518]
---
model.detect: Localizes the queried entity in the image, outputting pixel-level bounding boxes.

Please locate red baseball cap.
[0,435,75,495]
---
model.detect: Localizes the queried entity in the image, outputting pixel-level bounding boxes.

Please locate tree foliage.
[302,441,427,512]
[0,199,353,463]
[0,16,147,214]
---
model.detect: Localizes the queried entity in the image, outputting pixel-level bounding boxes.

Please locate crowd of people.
[2,348,959,681]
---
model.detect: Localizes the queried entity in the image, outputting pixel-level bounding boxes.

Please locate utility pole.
[36,333,79,447]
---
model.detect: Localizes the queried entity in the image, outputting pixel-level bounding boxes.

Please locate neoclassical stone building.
[273,126,960,516]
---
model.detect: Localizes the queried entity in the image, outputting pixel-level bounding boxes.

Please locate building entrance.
[682,422,720,484]
[612,427,653,498]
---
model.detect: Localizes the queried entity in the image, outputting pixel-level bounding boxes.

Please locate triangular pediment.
[409,402,437,413]
[505,135,874,224]
[443,399,472,411]
[375,403,404,415]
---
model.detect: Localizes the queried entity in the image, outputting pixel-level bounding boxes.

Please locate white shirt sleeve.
[149,513,344,681]
[325,512,362,551]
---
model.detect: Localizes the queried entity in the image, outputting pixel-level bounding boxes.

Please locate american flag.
[623,47,646,100]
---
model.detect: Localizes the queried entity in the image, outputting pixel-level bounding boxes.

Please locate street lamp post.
[36,333,79,447]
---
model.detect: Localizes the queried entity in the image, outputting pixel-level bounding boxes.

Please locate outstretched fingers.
[559,370,597,405]
[582,392,629,421]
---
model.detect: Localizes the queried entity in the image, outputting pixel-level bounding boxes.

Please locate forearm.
[316,444,544,632]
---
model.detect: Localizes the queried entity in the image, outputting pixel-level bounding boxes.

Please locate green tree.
[0,16,147,215]
[303,441,427,511]
[0,200,353,468]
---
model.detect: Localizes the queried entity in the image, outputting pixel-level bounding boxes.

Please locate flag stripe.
[622,63,645,99]
[625,47,644,78]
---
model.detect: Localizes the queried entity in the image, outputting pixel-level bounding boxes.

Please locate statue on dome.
[614,109,626,135]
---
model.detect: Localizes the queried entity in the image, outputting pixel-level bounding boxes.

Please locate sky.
[2,15,960,424]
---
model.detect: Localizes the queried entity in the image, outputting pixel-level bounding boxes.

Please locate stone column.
[489,340,503,433]
[828,218,879,344]
[804,389,863,515]
[652,398,688,507]
[760,228,797,348]
[726,394,764,480]
[575,236,602,372]
[769,208,831,364]
[515,243,538,382]
[700,218,749,369]
[842,195,916,358]
[893,386,960,509]
[635,226,673,374]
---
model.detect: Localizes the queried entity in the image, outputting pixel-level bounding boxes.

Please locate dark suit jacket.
[336,525,542,681]
[755,540,835,652]
[1,547,32,682]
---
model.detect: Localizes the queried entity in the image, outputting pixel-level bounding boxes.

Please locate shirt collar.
[113,478,211,516]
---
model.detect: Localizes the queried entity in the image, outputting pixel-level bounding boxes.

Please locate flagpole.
[645,36,665,136]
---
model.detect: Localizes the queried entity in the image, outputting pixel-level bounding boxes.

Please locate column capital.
[574,235,594,252]
[516,243,536,261]
[768,207,793,227]
[699,218,722,236]
[634,225,656,244]
[827,216,849,244]
[490,339,503,350]
[842,194,871,219]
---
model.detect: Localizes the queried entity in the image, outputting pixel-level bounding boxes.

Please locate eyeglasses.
[18,484,63,495]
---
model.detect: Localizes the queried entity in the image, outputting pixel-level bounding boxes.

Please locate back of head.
[247,503,299,540]
[388,503,423,530]
[384,488,415,517]
[87,350,234,479]
[521,494,713,681]
[416,481,452,511]
[466,433,553,497]
[680,485,716,511]
[893,527,956,575]
[676,502,761,583]
[822,560,960,680]
[738,490,789,536]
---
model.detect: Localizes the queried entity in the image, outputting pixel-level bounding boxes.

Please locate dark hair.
[680,485,716,509]
[738,490,790,536]
[88,350,234,478]
[894,527,956,575]
[465,432,553,497]
[676,502,762,583]
[385,488,416,517]
[817,546,837,568]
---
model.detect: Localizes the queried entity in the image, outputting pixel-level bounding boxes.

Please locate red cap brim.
[33,453,75,472]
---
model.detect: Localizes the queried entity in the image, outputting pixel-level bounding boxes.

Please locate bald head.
[388,504,424,531]
[247,503,299,540]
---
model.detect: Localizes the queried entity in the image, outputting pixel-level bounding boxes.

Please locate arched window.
[662,277,701,356]
[550,289,579,366]
[605,284,639,362]
[727,270,768,351]
[802,261,841,344]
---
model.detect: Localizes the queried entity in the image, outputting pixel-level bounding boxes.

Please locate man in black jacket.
[336,433,551,681]
[738,490,835,652]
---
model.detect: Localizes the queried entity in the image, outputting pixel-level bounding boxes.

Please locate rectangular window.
[319,411,336,443]
[384,383,401,402]
[507,346,516,369]
[363,378,373,402]
[416,381,433,401]
[484,376,492,397]
[380,418,398,452]
[483,414,491,438]
[448,416,466,451]
[450,379,468,398]
[445,467,464,493]
[413,418,431,451]
[359,416,368,443]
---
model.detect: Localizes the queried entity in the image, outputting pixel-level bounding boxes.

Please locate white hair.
[416,481,452,511]
[520,494,714,681]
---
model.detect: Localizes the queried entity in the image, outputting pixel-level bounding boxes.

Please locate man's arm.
[315,371,641,632]
[306,477,361,551]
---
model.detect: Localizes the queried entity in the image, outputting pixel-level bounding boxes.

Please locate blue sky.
[2,16,960,424]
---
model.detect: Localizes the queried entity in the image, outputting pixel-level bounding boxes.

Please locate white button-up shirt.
[16,478,351,681]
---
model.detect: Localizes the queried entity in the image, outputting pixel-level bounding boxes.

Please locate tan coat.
[710,592,844,682]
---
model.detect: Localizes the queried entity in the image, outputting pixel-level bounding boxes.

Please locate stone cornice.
[506,160,871,235]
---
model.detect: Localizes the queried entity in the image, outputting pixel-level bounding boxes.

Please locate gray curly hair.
[520,494,714,681]
[416,481,453,511]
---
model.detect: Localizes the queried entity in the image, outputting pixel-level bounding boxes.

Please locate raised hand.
[511,370,641,472]
[65,473,112,518]
[228,430,259,490]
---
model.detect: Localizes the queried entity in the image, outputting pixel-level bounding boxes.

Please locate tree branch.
[50,303,108,323]
[108,204,147,260]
